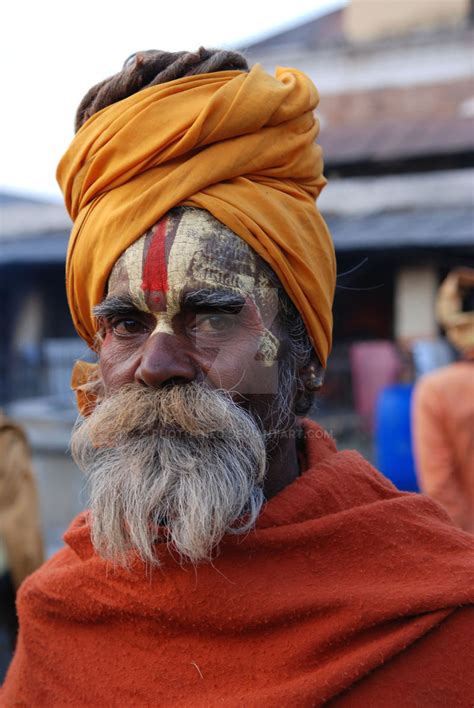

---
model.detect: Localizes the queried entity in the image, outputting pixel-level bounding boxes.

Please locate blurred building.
[0,192,90,404]
[0,193,87,556]
[244,0,474,426]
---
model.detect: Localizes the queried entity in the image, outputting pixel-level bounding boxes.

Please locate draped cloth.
[0,413,44,590]
[56,65,336,366]
[413,361,474,532]
[2,420,473,705]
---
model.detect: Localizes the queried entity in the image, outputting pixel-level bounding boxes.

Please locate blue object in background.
[375,383,419,492]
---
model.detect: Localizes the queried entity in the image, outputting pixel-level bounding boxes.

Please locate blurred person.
[413,268,474,532]
[2,49,473,705]
[0,411,43,681]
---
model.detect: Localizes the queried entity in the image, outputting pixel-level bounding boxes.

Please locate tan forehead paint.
[123,235,148,312]
[110,233,174,334]
[133,210,262,342]
[165,209,256,319]
[150,314,174,335]
[165,210,279,366]
[110,210,280,363]
[107,258,125,294]
[254,271,280,365]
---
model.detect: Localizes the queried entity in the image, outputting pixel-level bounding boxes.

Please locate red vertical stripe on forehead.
[141,219,168,294]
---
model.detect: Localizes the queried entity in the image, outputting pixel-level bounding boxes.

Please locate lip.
[156,425,186,437]
[153,425,217,439]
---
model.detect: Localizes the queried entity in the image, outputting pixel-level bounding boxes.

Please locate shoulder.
[413,367,449,411]
[335,605,474,706]
[17,514,93,615]
[397,604,474,674]
[414,362,474,415]
[18,545,80,601]
[393,605,474,699]
[0,414,28,443]
[416,362,473,391]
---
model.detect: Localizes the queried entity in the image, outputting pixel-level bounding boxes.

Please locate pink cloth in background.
[350,341,401,431]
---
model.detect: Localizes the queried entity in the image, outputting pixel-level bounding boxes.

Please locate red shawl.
[2,420,474,706]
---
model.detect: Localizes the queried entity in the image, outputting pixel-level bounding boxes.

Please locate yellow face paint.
[109,209,280,364]
[123,237,148,313]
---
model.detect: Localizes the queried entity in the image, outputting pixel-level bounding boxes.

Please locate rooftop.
[1,169,472,263]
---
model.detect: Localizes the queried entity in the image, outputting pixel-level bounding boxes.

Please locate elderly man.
[2,48,474,706]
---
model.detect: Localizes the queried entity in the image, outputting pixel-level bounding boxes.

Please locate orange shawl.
[56,65,336,366]
[413,361,474,532]
[3,420,474,705]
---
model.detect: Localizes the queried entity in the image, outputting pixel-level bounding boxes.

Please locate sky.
[1,0,345,201]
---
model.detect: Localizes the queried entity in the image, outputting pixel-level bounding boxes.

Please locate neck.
[263,423,302,499]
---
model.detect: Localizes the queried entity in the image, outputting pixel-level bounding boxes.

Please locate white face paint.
[109,208,280,365]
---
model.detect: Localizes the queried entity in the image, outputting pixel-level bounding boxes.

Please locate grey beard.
[70,383,270,567]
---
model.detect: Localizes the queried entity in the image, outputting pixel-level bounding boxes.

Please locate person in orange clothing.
[2,49,473,706]
[413,268,474,532]
[0,412,44,681]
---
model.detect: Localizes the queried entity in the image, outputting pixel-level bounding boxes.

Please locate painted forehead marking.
[108,210,280,364]
[167,209,256,296]
[141,219,168,295]
[116,235,148,311]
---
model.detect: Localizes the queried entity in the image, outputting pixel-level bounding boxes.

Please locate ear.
[71,361,104,417]
[294,355,325,416]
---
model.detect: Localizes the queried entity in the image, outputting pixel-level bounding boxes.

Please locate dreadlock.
[75,47,249,131]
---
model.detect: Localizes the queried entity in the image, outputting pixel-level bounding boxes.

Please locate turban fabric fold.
[57,64,336,366]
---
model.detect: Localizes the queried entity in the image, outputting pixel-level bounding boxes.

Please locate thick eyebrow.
[181,289,246,311]
[93,294,142,320]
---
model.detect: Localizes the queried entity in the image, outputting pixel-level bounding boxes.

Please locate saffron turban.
[57,64,336,366]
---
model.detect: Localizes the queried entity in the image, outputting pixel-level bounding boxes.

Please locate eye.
[195,313,238,335]
[112,318,149,337]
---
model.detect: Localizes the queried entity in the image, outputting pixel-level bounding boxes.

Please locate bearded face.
[71,208,311,567]
[71,383,267,566]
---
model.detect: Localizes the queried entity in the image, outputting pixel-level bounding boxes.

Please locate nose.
[135,332,197,388]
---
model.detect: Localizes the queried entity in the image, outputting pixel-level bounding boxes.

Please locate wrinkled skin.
[95,208,308,498]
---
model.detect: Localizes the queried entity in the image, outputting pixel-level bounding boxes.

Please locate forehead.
[108,208,260,298]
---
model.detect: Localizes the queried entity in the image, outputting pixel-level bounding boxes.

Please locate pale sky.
[1,0,345,201]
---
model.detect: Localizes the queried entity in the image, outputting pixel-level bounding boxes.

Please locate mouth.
[150,424,229,440]
[155,425,192,438]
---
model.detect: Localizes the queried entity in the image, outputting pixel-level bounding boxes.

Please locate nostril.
[134,332,198,388]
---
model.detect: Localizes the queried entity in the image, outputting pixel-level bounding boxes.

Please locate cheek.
[200,336,281,396]
[198,302,282,393]
[99,334,142,391]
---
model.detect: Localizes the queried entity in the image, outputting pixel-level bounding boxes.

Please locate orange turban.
[57,64,336,366]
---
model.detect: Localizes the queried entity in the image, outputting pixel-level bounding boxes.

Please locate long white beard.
[70,383,267,566]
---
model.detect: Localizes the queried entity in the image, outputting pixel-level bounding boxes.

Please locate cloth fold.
[0,414,44,589]
[3,420,473,705]
[57,65,336,365]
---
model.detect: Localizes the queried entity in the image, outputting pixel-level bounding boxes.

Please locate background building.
[1,193,87,555]
[244,0,474,433]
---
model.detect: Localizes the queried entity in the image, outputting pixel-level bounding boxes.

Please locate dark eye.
[112,319,149,337]
[195,313,237,335]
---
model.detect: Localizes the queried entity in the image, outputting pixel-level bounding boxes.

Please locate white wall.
[395,266,439,342]
[344,0,469,43]
[250,29,473,94]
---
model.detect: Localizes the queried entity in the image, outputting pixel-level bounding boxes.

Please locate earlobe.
[71,361,104,416]
[300,363,325,393]
[294,360,324,416]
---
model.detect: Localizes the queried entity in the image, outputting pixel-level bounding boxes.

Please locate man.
[413,268,474,533]
[2,48,474,705]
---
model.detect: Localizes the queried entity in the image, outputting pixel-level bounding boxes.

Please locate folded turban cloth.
[57,64,336,366]
[436,267,474,357]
